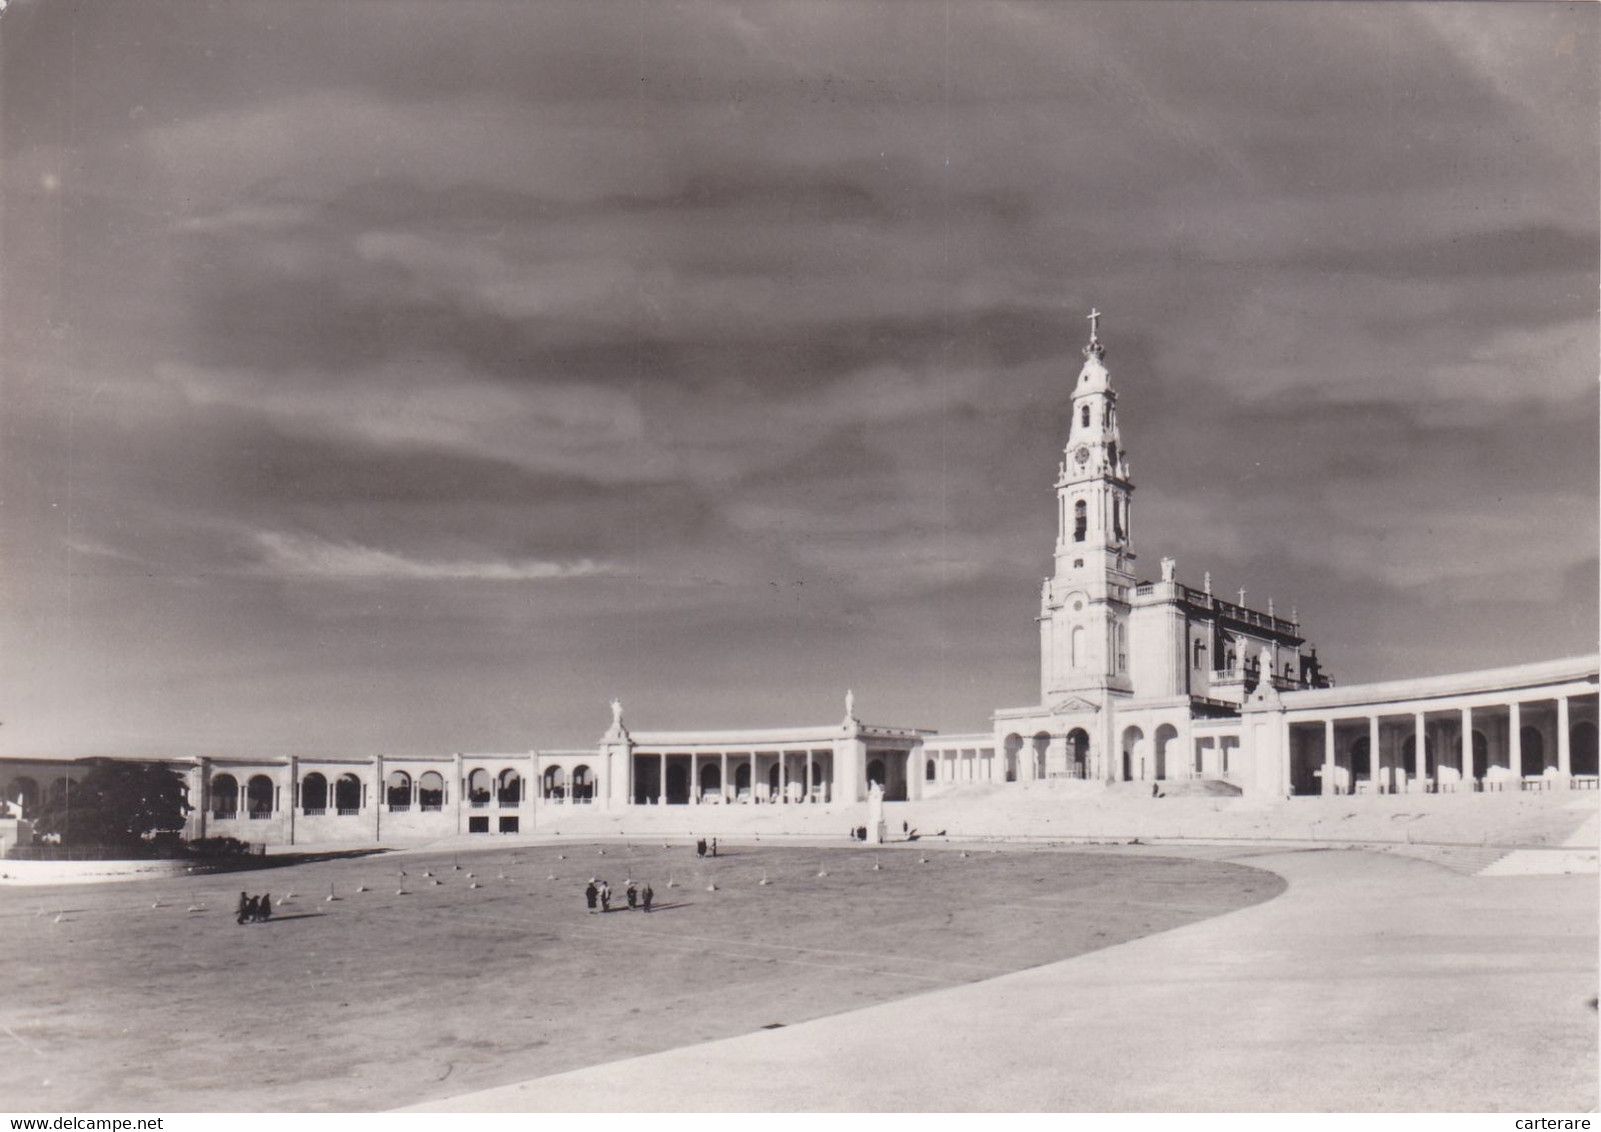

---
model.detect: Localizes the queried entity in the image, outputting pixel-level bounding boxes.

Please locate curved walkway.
[407,847,1597,1112]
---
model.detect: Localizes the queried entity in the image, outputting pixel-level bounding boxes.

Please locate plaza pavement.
[408,845,1598,1112]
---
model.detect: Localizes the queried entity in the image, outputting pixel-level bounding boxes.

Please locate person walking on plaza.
[585,880,598,913]
[257,894,272,922]
[710,838,718,857]
[599,880,612,913]
[236,891,250,925]
[641,883,654,913]
[626,882,638,910]
[696,838,706,858]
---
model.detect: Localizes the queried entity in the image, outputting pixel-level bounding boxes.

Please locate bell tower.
[1039,309,1136,702]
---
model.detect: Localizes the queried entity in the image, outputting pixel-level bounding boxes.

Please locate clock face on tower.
[1074,445,1091,466]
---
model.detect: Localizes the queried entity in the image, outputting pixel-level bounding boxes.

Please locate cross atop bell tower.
[1039,308,1136,700]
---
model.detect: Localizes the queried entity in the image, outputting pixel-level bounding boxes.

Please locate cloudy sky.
[1,1,1595,759]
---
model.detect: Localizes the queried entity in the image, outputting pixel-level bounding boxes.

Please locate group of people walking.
[235,891,273,924]
[586,878,653,913]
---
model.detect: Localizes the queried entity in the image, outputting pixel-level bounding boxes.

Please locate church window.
[1081,404,1091,428]
[1115,623,1127,673]
[1073,501,1086,542]
[1113,498,1124,541]
[1071,625,1085,668]
[1194,640,1206,669]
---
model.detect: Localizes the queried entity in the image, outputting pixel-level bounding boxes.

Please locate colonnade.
[631,748,835,805]
[1290,691,1598,796]
[924,746,996,785]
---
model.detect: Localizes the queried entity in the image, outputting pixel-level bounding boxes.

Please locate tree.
[32,760,190,849]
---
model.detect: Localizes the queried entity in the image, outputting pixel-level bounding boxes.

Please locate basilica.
[2,315,1596,850]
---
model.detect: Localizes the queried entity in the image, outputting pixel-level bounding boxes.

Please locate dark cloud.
[1,0,1594,757]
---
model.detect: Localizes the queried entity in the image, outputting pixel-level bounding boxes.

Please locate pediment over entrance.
[1049,695,1101,717]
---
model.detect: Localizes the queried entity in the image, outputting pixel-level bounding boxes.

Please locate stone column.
[1322,719,1336,796]
[1368,716,1381,794]
[833,734,867,805]
[286,756,299,845]
[1279,715,1291,798]
[1046,736,1068,779]
[805,750,814,803]
[1459,708,1472,790]
[528,752,538,816]
[453,753,464,835]
[1413,713,1426,792]
[373,755,384,842]
[197,758,211,840]
[659,753,667,805]
[1508,702,1522,785]
[1558,697,1572,780]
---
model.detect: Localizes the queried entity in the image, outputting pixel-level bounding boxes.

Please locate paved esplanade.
[408,847,1597,1112]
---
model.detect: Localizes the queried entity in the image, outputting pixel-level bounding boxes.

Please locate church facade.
[3,315,1596,848]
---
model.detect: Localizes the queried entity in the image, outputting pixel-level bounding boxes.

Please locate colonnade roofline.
[626,723,931,747]
[1249,654,1600,714]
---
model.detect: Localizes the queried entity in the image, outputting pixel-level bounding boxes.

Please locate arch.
[1031,732,1050,780]
[4,775,39,815]
[735,761,751,792]
[1080,403,1091,428]
[1471,731,1489,779]
[1351,737,1372,781]
[1073,500,1087,542]
[665,762,689,805]
[246,774,275,816]
[418,771,445,809]
[700,762,722,793]
[301,772,328,813]
[1066,729,1090,779]
[1071,625,1086,669]
[497,768,522,803]
[385,770,412,808]
[211,773,239,816]
[1120,725,1144,782]
[1572,722,1598,777]
[571,764,593,801]
[1154,723,1178,781]
[1002,733,1022,783]
[1519,727,1545,774]
[925,758,937,782]
[866,759,886,789]
[542,765,567,799]
[1402,734,1435,780]
[467,768,492,804]
[333,773,361,813]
